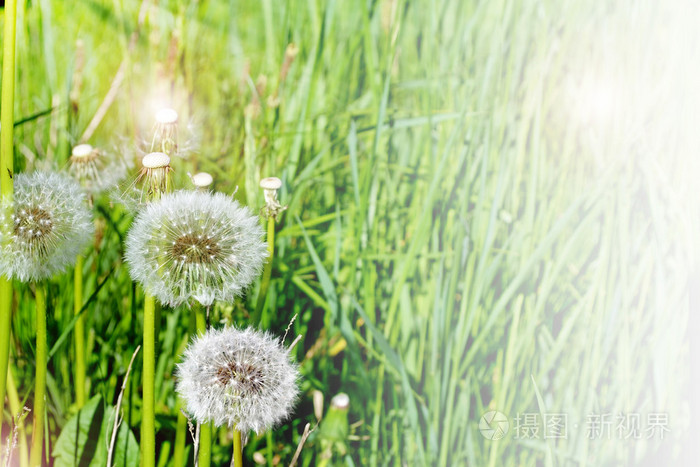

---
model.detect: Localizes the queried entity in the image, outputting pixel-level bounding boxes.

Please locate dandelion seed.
[0,171,93,282]
[176,326,299,433]
[125,190,267,307]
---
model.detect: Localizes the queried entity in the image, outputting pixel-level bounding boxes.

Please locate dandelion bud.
[176,326,300,433]
[125,190,267,307]
[259,177,286,220]
[330,393,349,410]
[0,171,93,282]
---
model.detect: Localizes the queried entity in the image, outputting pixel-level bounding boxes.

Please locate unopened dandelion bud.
[259,177,286,220]
[330,393,349,410]
[176,326,300,433]
[317,392,350,457]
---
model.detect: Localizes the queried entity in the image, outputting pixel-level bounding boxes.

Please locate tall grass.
[1,0,698,465]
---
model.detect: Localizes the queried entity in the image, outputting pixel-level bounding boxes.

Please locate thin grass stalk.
[29,283,46,467]
[74,254,86,407]
[194,305,212,467]
[6,363,29,467]
[253,216,275,326]
[142,294,156,467]
[232,430,242,467]
[0,0,18,450]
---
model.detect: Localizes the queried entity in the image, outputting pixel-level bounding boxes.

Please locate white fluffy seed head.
[124,190,267,307]
[0,171,94,282]
[176,326,300,433]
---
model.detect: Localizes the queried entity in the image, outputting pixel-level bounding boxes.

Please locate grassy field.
[1,0,698,465]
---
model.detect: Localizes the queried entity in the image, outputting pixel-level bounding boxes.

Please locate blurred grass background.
[2,0,699,465]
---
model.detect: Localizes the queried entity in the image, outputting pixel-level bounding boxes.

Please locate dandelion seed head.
[0,171,93,282]
[176,326,300,433]
[125,190,267,307]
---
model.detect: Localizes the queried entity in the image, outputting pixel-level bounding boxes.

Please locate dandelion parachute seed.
[0,171,93,282]
[176,327,299,433]
[125,190,267,307]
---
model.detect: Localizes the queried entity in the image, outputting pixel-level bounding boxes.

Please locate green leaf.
[53,394,139,467]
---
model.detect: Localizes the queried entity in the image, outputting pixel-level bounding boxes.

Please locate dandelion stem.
[233,429,243,467]
[194,305,212,467]
[173,310,196,466]
[142,293,156,467]
[74,254,86,407]
[253,216,275,326]
[0,0,18,451]
[29,282,47,467]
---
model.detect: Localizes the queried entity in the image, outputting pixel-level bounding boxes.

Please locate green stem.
[233,429,243,467]
[173,311,195,466]
[29,283,46,467]
[194,305,212,467]
[0,0,18,451]
[74,254,86,407]
[253,216,275,326]
[142,294,156,467]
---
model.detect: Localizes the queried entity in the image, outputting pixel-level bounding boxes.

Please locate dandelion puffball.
[0,171,94,282]
[124,190,267,307]
[176,326,299,433]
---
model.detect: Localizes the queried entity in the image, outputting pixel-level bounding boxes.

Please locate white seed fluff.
[124,190,267,307]
[176,326,300,433]
[0,171,94,282]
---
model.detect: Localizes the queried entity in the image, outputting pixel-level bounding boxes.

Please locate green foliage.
[53,394,139,467]
[1,0,696,466]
